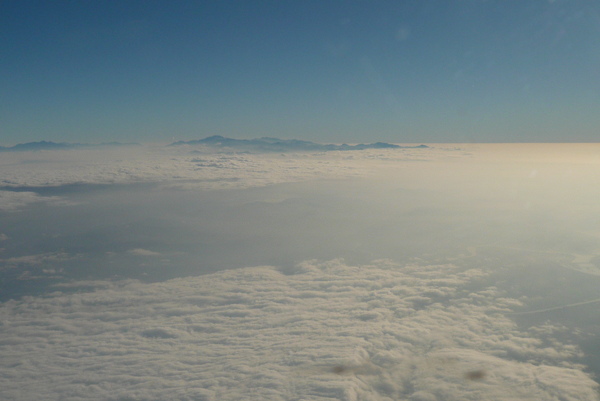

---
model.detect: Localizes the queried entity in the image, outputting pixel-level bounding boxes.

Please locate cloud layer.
[0,143,447,212]
[3,143,600,400]
[1,259,597,400]
[0,143,441,189]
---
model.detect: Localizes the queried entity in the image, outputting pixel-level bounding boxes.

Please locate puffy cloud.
[0,259,596,400]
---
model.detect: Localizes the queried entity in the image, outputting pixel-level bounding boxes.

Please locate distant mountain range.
[1,137,428,153]
[0,141,139,152]
[170,136,428,152]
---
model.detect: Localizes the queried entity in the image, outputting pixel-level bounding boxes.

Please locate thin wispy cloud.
[2,252,72,267]
[128,248,162,257]
[0,190,72,211]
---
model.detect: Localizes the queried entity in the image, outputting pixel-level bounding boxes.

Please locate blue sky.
[2,0,599,145]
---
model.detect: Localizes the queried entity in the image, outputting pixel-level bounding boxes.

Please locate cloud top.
[0,259,597,400]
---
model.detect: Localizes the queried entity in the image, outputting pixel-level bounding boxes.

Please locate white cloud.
[128,248,162,257]
[0,259,596,400]
[0,190,72,211]
[1,252,73,269]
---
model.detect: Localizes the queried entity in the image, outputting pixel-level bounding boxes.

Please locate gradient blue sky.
[2,0,599,145]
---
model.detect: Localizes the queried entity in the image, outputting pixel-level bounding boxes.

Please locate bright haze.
[2,1,600,401]
[2,0,600,145]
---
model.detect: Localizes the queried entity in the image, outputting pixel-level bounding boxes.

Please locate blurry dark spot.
[331,365,347,374]
[140,328,177,339]
[465,369,486,380]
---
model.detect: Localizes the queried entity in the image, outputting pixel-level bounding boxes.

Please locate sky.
[2,0,600,145]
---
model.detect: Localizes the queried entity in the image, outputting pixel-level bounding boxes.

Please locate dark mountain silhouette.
[170,136,428,152]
